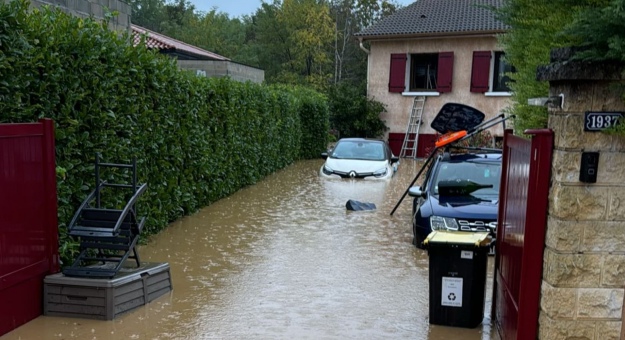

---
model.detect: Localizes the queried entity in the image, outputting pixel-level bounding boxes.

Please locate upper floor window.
[471,51,515,94]
[389,52,454,94]
[492,52,515,92]
[410,53,438,91]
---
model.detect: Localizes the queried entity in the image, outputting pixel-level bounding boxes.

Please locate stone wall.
[537,48,625,340]
[2,0,131,32]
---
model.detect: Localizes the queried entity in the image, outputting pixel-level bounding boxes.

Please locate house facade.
[355,0,510,156]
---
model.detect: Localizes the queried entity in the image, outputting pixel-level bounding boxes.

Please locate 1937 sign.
[584,111,623,131]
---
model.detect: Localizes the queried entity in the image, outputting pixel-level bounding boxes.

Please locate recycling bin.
[423,230,491,328]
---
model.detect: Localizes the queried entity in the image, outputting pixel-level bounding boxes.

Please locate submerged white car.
[320,138,400,180]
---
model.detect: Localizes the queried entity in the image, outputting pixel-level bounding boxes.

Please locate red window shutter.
[388,54,407,93]
[471,51,491,93]
[436,52,454,93]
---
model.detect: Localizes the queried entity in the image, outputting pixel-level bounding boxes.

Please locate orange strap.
[434,130,467,148]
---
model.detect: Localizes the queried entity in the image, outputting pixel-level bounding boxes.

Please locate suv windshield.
[433,160,501,196]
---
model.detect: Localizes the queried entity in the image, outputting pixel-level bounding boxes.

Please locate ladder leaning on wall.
[399,96,426,158]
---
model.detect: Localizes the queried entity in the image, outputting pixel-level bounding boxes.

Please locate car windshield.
[433,159,501,196]
[331,141,385,161]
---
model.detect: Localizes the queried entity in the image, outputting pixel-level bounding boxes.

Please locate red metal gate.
[0,119,59,336]
[494,129,553,340]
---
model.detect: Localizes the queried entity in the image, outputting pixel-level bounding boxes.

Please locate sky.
[188,0,416,18]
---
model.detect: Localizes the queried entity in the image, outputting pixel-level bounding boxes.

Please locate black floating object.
[346,199,376,211]
[430,103,485,134]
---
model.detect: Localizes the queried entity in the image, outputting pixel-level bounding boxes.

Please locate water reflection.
[1,159,499,340]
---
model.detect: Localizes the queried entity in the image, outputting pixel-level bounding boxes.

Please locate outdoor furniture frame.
[63,154,147,278]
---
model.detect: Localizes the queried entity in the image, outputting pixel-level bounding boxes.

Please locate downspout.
[358,37,370,54]
[358,37,371,96]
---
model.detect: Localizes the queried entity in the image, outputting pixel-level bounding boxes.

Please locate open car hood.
[430,103,486,134]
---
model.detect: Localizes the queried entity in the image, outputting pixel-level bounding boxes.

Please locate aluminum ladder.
[399,96,426,158]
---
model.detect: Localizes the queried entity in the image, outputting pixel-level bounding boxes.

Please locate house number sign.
[584,111,623,131]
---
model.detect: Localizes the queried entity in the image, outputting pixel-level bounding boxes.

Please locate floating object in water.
[346,199,376,211]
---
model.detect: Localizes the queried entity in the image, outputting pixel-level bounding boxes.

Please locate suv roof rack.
[447,145,503,154]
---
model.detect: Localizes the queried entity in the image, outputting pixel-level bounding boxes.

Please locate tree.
[250,2,294,82]
[328,0,399,85]
[327,82,388,138]
[564,0,625,62]
[495,0,605,133]
[129,0,168,31]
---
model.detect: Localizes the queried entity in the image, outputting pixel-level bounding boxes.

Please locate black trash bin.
[423,230,491,328]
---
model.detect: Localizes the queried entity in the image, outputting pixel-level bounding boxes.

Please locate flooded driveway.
[2,159,499,340]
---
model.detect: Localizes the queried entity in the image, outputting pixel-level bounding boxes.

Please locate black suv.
[408,151,502,250]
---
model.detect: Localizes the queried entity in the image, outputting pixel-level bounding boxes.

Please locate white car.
[320,138,400,180]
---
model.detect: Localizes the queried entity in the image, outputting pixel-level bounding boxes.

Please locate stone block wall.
[2,0,131,32]
[537,48,625,340]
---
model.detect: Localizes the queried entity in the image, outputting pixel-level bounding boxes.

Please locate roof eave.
[355,29,508,41]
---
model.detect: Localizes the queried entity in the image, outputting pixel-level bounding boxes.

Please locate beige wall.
[538,54,625,339]
[178,60,265,84]
[367,36,511,137]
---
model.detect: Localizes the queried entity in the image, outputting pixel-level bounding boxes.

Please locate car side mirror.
[321,152,328,160]
[391,155,400,164]
[408,186,427,198]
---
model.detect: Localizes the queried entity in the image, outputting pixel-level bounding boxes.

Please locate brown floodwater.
[2,159,500,340]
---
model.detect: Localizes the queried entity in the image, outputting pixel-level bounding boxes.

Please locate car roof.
[441,152,502,162]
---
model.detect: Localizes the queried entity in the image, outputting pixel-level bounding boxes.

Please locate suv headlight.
[373,167,388,177]
[322,165,334,175]
[430,216,459,231]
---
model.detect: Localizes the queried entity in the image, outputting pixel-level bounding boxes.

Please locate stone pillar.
[537,48,625,340]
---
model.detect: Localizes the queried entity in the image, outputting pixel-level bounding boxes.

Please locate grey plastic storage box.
[44,262,172,320]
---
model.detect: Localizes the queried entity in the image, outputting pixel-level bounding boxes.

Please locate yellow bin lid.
[423,231,491,248]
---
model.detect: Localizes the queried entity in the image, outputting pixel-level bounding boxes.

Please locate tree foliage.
[328,0,398,85]
[496,0,608,134]
[327,83,388,138]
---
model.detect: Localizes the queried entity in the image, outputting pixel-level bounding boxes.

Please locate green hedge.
[0,0,328,264]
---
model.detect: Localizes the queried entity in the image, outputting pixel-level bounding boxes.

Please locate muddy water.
[2,159,500,340]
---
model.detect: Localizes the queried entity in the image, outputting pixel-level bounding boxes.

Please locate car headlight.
[373,167,388,177]
[322,165,334,175]
[430,216,459,231]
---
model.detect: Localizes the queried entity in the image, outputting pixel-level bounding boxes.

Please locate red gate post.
[518,129,553,340]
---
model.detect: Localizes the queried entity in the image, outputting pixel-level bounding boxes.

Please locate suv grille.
[457,220,497,235]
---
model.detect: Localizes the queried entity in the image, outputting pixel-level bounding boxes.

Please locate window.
[471,51,515,93]
[388,52,453,93]
[492,52,515,92]
[410,54,438,91]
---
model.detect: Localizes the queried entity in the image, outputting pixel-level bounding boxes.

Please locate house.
[354,0,510,157]
[132,25,264,84]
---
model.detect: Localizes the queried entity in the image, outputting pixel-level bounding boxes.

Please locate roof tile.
[355,0,507,38]
[131,25,229,61]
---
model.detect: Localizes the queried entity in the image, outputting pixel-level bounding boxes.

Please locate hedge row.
[0,0,329,264]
